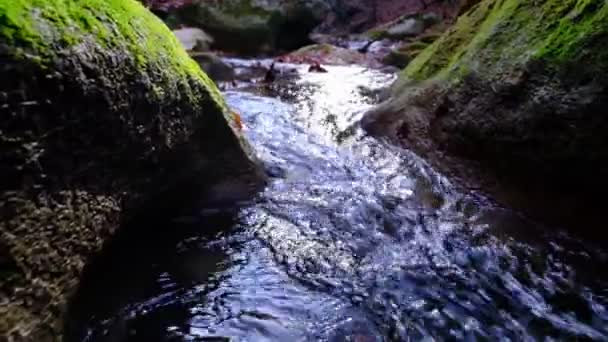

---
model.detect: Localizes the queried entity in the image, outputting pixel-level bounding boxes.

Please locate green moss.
[202,6,270,30]
[383,41,431,68]
[399,41,430,52]
[0,0,226,109]
[402,0,608,82]
[173,0,283,54]
[296,43,334,54]
[217,0,275,18]
[383,50,413,68]
[404,0,495,80]
[418,33,442,44]
[366,29,386,40]
[536,0,608,69]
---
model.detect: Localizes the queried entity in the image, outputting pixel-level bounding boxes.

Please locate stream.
[67,62,608,341]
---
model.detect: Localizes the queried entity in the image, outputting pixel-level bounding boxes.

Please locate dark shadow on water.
[64,203,243,342]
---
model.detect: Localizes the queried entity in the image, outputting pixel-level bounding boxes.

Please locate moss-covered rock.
[405,0,608,81]
[382,49,413,69]
[189,52,236,82]
[382,41,430,68]
[169,0,327,55]
[0,0,264,340]
[367,14,452,70]
[365,11,448,42]
[364,0,608,212]
[281,43,370,65]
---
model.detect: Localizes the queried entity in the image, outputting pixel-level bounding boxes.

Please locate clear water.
[67,64,608,342]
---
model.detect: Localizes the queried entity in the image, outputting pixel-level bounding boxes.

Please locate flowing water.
[67,63,608,341]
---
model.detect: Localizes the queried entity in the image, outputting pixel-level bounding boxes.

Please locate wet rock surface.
[279,44,374,66]
[172,27,214,51]
[3,0,608,340]
[0,1,263,340]
[363,0,608,231]
[66,63,608,342]
[316,0,465,34]
[189,52,237,83]
[145,0,467,55]
[163,0,327,55]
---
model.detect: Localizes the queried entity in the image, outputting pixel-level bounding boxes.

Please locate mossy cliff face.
[364,0,608,196]
[0,0,264,340]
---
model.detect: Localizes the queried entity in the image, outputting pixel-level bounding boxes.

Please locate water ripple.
[68,64,608,342]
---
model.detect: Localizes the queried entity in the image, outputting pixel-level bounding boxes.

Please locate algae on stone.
[365,0,608,198]
[382,41,430,68]
[0,0,263,340]
[170,0,325,54]
[403,0,608,82]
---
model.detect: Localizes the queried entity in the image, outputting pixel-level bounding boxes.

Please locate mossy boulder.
[382,41,430,68]
[364,0,608,213]
[168,0,328,55]
[366,12,447,41]
[280,43,371,66]
[189,52,236,82]
[381,50,413,69]
[0,0,264,340]
[385,17,426,39]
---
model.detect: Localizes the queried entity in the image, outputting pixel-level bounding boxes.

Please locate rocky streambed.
[3,0,608,341]
[65,62,608,341]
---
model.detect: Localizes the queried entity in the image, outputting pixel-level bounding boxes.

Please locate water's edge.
[66,63,608,342]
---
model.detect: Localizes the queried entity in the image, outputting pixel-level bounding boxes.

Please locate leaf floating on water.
[231,110,244,131]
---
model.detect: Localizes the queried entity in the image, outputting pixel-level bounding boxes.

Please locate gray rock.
[172,0,326,54]
[422,12,442,26]
[190,52,236,82]
[385,18,425,38]
[173,27,214,51]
